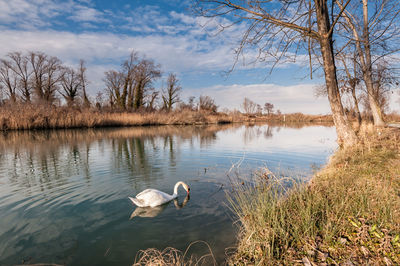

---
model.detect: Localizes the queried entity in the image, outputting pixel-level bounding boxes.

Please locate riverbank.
[229,124,400,264]
[131,124,400,265]
[0,104,336,130]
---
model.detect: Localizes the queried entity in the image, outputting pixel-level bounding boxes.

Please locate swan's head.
[174,181,190,195]
[183,183,190,195]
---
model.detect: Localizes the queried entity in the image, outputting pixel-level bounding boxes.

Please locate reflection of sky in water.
[0,123,337,265]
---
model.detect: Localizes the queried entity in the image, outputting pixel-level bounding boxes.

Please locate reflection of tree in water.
[243,124,264,144]
[0,131,93,192]
[163,135,177,168]
[264,126,273,139]
[199,131,217,148]
[0,125,239,192]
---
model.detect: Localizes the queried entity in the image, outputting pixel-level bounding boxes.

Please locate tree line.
[0,51,90,107]
[0,50,218,112]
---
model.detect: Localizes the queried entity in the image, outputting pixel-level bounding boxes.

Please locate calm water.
[0,123,337,265]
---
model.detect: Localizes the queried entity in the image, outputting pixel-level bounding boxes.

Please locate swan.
[128,181,190,208]
[129,194,190,219]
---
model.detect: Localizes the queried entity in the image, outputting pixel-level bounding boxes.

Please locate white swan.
[129,194,190,219]
[128,181,190,207]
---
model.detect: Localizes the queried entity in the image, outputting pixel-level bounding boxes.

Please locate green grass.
[228,127,400,264]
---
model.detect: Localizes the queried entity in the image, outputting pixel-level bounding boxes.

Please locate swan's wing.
[135,189,157,198]
[128,197,146,207]
[136,189,173,207]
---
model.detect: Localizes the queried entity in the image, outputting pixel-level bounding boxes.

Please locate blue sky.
[1,0,396,114]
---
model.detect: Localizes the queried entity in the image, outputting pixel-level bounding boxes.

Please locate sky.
[0,0,398,114]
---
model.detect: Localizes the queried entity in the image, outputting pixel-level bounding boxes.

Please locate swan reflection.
[130,194,190,219]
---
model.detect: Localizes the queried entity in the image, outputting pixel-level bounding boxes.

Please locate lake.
[0,123,337,265]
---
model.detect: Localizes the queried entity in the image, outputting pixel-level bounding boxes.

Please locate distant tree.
[29,52,63,104]
[264,102,274,115]
[147,90,159,111]
[132,58,161,110]
[256,104,262,115]
[337,53,362,125]
[0,59,18,103]
[7,52,32,102]
[59,67,80,107]
[103,52,161,111]
[123,51,139,109]
[104,70,124,109]
[242,97,257,114]
[78,59,91,108]
[188,96,196,110]
[162,73,181,111]
[361,61,398,116]
[199,95,217,112]
[95,92,104,109]
[177,96,196,111]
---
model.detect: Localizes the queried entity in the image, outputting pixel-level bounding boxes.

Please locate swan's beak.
[187,187,190,195]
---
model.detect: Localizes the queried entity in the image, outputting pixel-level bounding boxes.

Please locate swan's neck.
[173,181,185,197]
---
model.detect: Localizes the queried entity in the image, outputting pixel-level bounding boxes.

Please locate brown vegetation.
[0,103,341,131]
[229,125,400,264]
[0,104,235,130]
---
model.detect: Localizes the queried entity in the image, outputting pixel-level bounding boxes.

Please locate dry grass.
[229,126,400,264]
[133,241,216,266]
[0,104,339,131]
[0,104,233,130]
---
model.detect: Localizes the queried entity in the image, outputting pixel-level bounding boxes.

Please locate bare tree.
[7,52,32,102]
[194,0,358,147]
[78,60,91,108]
[28,52,63,104]
[123,51,139,109]
[104,70,124,109]
[103,52,161,111]
[256,104,263,115]
[264,102,274,115]
[337,53,362,125]
[336,0,400,126]
[366,61,398,115]
[177,96,196,111]
[199,95,217,112]
[59,67,80,107]
[162,73,181,111]
[132,59,161,110]
[242,97,257,114]
[42,56,63,103]
[0,59,18,103]
[147,90,159,110]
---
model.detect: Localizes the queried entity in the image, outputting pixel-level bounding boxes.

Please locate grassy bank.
[229,125,400,264]
[0,104,337,130]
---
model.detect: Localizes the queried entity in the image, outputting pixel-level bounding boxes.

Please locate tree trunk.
[127,80,134,109]
[350,85,362,125]
[315,0,358,148]
[361,0,385,126]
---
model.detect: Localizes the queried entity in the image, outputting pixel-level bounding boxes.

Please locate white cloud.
[182,83,332,114]
[68,5,108,23]
[0,30,237,71]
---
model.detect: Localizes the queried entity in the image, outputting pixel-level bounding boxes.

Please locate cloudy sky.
[0,0,397,114]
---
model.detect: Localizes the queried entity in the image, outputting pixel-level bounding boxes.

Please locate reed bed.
[0,104,339,131]
[0,104,233,130]
[228,125,400,264]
